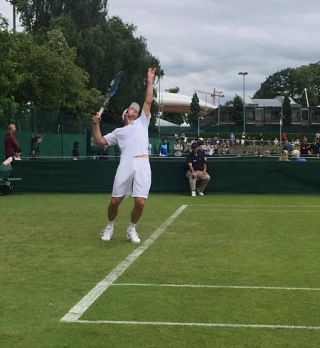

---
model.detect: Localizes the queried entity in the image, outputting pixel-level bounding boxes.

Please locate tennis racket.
[97,71,124,117]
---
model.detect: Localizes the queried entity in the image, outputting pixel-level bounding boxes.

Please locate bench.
[0,164,22,194]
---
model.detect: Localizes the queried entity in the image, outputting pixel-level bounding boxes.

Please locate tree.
[232,95,243,125]
[254,62,320,106]
[0,13,9,29]
[12,0,108,33]
[0,30,21,104]
[5,0,162,130]
[187,93,200,128]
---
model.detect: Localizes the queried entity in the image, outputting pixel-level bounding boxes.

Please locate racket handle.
[97,106,104,118]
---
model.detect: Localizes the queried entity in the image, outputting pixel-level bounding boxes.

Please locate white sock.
[128,222,136,229]
[107,220,114,227]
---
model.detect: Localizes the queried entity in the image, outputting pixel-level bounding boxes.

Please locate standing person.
[71,141,80,160]
[92,67,156,244]
[30,135,43,158]
[185,142,211,196]
[97,144,109,160]
[4,123,20,160]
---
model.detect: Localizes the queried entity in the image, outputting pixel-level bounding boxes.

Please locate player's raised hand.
[92,112,101,125]
[147,67,157,80]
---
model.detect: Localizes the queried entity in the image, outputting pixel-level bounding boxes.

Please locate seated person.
[173,138,184,157]
[291,149,306,162]
[159,138,169,156]
[279,149,289,161]
[185,142,211,196]
[2,148,22,166]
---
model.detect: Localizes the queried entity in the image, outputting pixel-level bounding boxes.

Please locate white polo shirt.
[104,111,150,160]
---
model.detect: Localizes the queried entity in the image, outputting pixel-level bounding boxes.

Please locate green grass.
[1,193,320,347]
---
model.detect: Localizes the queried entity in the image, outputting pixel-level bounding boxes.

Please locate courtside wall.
[11,157,320,194]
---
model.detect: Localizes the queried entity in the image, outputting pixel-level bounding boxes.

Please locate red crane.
[194,88,224,106]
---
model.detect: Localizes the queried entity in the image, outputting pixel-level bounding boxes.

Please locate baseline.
[111,282,320,291]
[74,319,320,331]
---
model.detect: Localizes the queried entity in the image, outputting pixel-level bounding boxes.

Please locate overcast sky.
[2,0,320,104]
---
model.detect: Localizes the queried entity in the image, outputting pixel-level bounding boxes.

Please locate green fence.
[1,129,89,159]
[9,157,320,194]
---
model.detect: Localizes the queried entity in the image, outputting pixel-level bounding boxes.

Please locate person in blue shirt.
[291,149,306,162]
[159,138,169,156]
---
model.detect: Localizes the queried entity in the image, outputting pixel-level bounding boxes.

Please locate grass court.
[1,193,320,347]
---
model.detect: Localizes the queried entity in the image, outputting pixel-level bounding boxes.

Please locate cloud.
[107,0,320,102]
[2,0,320,102]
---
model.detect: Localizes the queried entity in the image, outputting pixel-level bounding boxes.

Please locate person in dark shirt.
[185,142,211,196]
[300,137,310,156]
[310,138,320,156]
[71,141,80,160]
[4,123,20,160]
[97,144,109,160]
[30,135,43,158]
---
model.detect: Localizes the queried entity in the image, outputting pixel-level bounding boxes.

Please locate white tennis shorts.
[112,158,151,198]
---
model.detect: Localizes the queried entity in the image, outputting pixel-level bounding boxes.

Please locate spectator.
[173,138,184,157]
[291,149,306,162]
[185,142,211,196]
[159,138,169,156]
[279,150,289,161]
[300,137,310,156]
[310,137,320,156]
[4,123,20,160]
[30,135,43,158]
[2,148,22,165]
[97,144,109,160]
[230,132,235,145]
[71,141,80,160]
[282,135,293,153]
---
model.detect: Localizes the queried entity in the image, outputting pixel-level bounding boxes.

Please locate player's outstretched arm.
[92,112,108,146]
[143,67,156,117]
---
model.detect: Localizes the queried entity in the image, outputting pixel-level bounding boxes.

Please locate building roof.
[154,118,179,127]
[157,92,217,114]
[247,96,300,108]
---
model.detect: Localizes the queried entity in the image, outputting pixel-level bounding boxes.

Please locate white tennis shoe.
[127,227,140,243]
[101,224,114,241]
[191,191,196,197]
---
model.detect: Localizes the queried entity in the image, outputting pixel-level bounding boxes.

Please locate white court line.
[188,204,320,208]
[187,209,319,213]
[60,204,188,323]
[74,320,320,330]
[111,283,320,291]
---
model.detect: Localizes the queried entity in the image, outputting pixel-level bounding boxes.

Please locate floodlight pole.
[13,5,16,32]
[158,77,161,141]
[216,91,224,127]
[198,117,203,137]
[238,72,248,135]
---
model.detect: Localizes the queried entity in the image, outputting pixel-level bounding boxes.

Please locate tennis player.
[92,67,156,243]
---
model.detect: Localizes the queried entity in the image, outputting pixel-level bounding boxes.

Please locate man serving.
[92,67,156,243]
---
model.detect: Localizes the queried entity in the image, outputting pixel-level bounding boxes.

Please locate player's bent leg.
[131,197,145,224]
[127,197,145,244]
[108,196,124,221]
[101,196,124,242]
